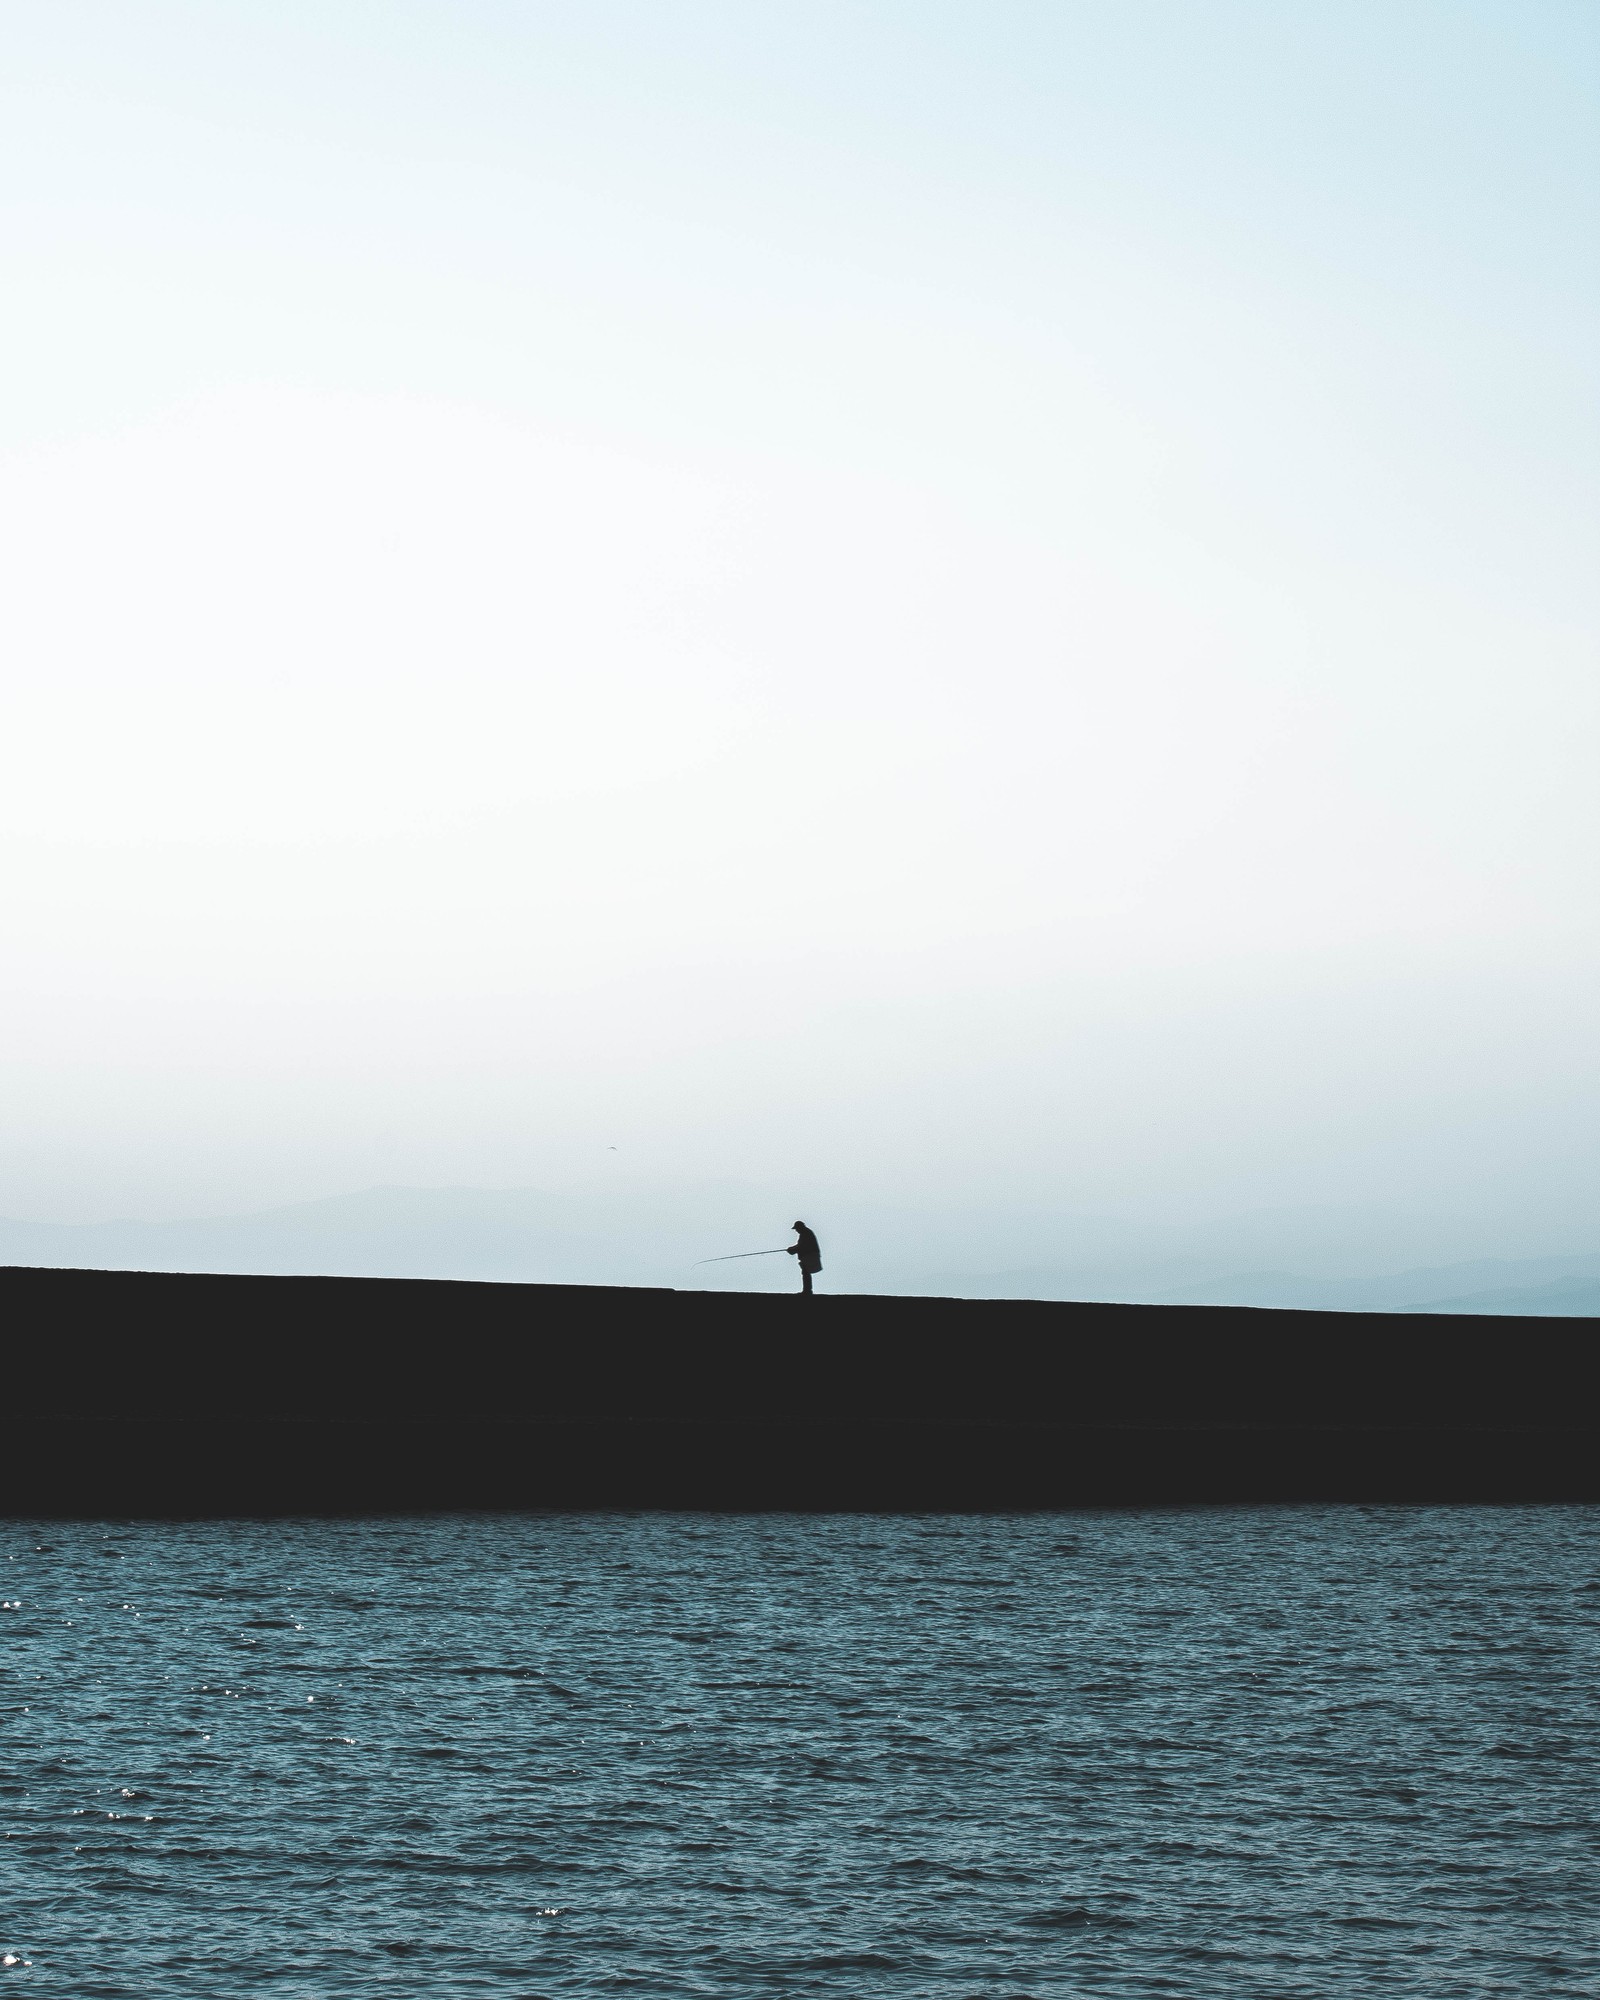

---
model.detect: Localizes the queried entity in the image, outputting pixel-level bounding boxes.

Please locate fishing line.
[690,1247,791,1267]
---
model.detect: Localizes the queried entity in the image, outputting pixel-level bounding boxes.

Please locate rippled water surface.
[3,1510,1597,1995]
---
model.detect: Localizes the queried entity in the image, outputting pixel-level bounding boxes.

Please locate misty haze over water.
[3,1182,1597,1316]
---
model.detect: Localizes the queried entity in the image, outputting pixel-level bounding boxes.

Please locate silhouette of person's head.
[793,1220,806,1231]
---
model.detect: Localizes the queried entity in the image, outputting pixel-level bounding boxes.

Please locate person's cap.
[792,1220,805,1230]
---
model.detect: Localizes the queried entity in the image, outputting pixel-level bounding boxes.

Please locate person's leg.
[801,1267,813,1296]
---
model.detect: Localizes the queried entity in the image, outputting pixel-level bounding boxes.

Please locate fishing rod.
[691,1246,791,1267]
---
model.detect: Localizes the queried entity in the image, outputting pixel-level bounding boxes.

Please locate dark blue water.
[2,1510,1596,1996]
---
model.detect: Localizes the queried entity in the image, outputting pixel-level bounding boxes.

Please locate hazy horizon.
[3,3,1596,1257]
[4,1175,1598,1320]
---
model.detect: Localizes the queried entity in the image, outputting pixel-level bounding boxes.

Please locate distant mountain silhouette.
[1407,1274,1600,1316]
[1149,1254,1600,1314]
[0,1184,702,1287]
[1,1187,1594,1314]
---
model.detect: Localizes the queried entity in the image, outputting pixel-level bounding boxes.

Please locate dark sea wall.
[2,1265,1596,1512]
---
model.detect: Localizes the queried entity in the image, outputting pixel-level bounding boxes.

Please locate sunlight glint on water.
[2,1510,1596,1996]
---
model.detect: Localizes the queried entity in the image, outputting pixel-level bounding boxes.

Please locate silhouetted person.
[787,1220,822,1296]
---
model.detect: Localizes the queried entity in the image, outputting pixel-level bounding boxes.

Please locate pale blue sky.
[1,3,1596,1254]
